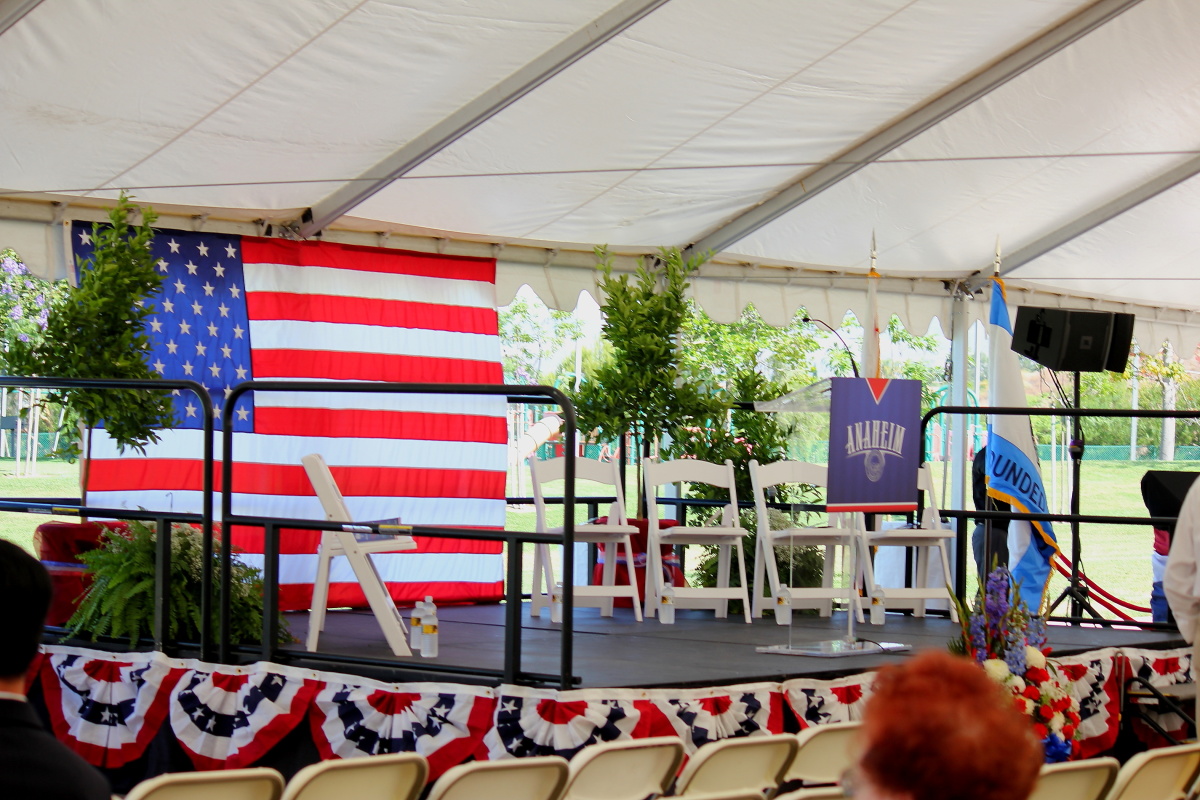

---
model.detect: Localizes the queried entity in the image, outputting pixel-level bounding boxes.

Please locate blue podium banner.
[827,377,921,512]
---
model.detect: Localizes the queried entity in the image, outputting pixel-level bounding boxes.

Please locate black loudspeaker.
[1011,306,1134,373]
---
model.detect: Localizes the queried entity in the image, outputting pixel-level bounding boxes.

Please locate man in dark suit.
[0,539,111,799]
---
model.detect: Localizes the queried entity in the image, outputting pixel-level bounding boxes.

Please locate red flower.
[1023,686,1041,700]
[1012,697,1027,713]
[1025,667,1050,684]
[1067,711,1081,726]
[1033,723,1049,739]
[1063,724,1076,739]
[1038,704,1055,721]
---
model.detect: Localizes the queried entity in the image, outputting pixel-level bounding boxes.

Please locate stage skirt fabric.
[33,643,1191,791]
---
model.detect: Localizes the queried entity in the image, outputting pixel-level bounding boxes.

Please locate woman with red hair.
[850,649,1042,800]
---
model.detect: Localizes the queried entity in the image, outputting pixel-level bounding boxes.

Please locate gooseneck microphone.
[801,317,861,378]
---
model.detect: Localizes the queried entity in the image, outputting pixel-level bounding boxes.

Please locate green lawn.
[1,457,1182,620]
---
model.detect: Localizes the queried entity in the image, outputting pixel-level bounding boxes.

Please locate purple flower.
[9,305,22,320]
[17,333,29,342]
[969,613,987,662]
[1026,616,1048,649]
[1,257,22,275]
[1004,635,1026,674]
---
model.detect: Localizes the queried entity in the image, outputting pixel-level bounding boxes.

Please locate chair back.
[673,735,799,797]
[783,721,861,785]
[531,456,629,531]
[124,768,285,800]
[282,753,428,800]
[563,736,685,800]
[773,788,846,800]
[916,465,948,530]
[302,453,353,522]
[1026,757,1118,800]
[425,755,569,800]
[645,458,739,526]
[749,460,826,535]
[1106,742,1200,800]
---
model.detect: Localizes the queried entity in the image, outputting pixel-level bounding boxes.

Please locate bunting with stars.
[71,224,508,609]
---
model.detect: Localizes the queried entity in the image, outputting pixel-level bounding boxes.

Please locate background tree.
[499,287,583,384]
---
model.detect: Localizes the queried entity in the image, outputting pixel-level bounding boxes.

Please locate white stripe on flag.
[90,430,507,470]
[85,491,506,526]
[238,552,505,585]
[244,262,496,308]
[249,320,500,362]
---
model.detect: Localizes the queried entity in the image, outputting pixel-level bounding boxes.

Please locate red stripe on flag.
[246,292,499,335]
[253,350,503,383]
[241,237,496,283]
[253,407,507,443]
[87,460,505,498]
[233,529,503,556]
[279,580,503,610]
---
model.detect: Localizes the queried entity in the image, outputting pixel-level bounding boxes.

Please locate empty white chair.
[859,465,958,621]
[772,788,845,800]
[672,735,800,797]
[124,767,285,800]
[1026,757,1118,800]
[562,736,685,800]
[749,460,865,624]
[1105,741,1200,800]
[530,456,643,621]
[643,459,752,623]
[425,755,569,800]
[780,721,862,789]
[282,752,428,800]
[302,453,418,657]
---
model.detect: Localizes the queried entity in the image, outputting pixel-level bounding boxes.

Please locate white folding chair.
[780,721,862,790]
[282,752,428,800]
[859,465,958,621]
[1026,757,1118,800]
[672,735,800,797]
[562,736,685,800]
[530,456,643,621]
[124,767,285,800]
[749,461,865,624]
[643,458,752,623]
[302,453,418,657]
[425,755,569,800]
[1105,741,1200,800]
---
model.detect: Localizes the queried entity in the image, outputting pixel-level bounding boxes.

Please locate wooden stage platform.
[280,603,1185,689]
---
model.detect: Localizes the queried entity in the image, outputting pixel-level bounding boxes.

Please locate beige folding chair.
[530,456,643,621]
[123,767,285,800]
[425,755,569,800]
[859,465,958,621]
[282,752,428,800]
[1105,741,1200,800]
[779,721,861,790]
[1026,757,1118,800]
[672,735,800,797]
[749,461,865,624]
[772,788,846,800]
[302,453,418,657]
[643,458,752,623]
[562,736,685,800]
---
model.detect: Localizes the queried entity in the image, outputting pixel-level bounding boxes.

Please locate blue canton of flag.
[72,225,254,431]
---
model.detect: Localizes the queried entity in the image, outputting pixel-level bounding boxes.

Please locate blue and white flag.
[986,277,1059,611]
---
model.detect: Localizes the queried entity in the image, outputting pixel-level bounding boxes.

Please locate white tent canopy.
[3,0,1200,349]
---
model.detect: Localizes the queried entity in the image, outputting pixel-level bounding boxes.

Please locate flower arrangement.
[950,567,1081,763]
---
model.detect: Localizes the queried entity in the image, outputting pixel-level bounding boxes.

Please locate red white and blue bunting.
[309,677,494,780]
[1121,645,1193,750]
[40,647,185,768]
[33,643,1192,778]
[169,661,321,770]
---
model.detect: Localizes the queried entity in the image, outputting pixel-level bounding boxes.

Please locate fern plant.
[68,521,290,646]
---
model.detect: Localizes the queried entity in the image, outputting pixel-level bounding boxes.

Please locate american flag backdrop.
[73,225,507,609]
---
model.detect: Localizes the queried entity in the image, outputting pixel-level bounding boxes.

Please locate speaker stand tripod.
[1047,372,1105,620]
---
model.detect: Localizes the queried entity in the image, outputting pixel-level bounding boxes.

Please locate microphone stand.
[802,317,861,378]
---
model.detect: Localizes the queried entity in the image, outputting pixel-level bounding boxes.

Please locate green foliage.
[0,249,69,359]
[69,520,289,646]
[499,288,583,384]
[6,194,174,459]
[572,246,730,450]
[678,302,819,386]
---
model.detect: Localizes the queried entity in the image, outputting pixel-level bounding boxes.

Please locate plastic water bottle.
[409,601,426,651]
[550,582,564,624]
[420,600,439,658]
[870,590,886,626]
[659,584,676,625]
[775,586,793,626]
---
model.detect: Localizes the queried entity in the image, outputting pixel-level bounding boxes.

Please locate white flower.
[1050,712,1065,733]
[1025,646,1047,669]
[1009,675,1026,692]
[983,659,1012,683]
[1016,697,1034,716]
